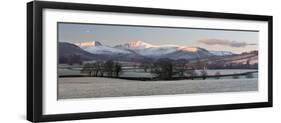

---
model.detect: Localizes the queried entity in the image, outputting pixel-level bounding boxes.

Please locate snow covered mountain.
[75,41,102,48]
[115,41,213,59]
[75,41,132,55]
[59,42,110,63]
[115,41,178,56]
[210,51,234,56]
[74,40,234,61]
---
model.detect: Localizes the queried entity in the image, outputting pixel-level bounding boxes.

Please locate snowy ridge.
[76,41,132,55]
[83,46,132,54]
[115,41,205,57]
[75,40,234,60]
[75,41,102,48]
[210,51,234,56]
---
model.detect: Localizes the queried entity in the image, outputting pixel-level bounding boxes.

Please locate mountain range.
[60,41,236,62]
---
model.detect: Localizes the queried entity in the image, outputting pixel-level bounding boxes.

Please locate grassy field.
[58,77,258,99]
[59,68,257,78]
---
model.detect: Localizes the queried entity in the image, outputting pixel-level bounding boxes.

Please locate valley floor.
[58,77,258,99]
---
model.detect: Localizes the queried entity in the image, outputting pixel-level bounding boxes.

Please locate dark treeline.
[133,58,256,80]
[142,58,206,80]
[76,58,207,80]
[80,60,122,77]
[60,53,258,80]
[207,61,258,69]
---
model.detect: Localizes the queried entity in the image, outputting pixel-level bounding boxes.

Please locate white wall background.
[0,0,279,123]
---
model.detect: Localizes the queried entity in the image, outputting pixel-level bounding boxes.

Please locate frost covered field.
[58,77,258,99]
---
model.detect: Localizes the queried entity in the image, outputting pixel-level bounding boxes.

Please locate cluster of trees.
[150,59,175,80]
[145,59,207,80]
[80,60,122,77]
[208,62,258,69]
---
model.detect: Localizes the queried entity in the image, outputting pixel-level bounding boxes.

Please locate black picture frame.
[27,1,273,122]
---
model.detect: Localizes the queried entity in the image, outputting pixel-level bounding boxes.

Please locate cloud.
[198,38,257,47]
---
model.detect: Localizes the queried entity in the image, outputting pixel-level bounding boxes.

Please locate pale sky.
[58,22,258,53]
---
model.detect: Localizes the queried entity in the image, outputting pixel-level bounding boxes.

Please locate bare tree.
[215,71,221,79]
[114,62,122,77]
[93,62,100,76]
[185,68,197,80]
[81,63,95,76]
[200,69,208,80]
[96,61,105,77]
[246,59,251,68]
[151,59,174,80]
[140,63,151,72]
[190,70,198,80]
[174,59,189,77]
[81,61,122,78]
[104,60,114,77]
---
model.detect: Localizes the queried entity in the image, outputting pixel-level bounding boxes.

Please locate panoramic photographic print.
[58,22,259,99]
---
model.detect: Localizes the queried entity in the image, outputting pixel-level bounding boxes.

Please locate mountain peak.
[126,41,154,48]
[177,46,199,52]
[75,41,102,47]
[210,50,234,56]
